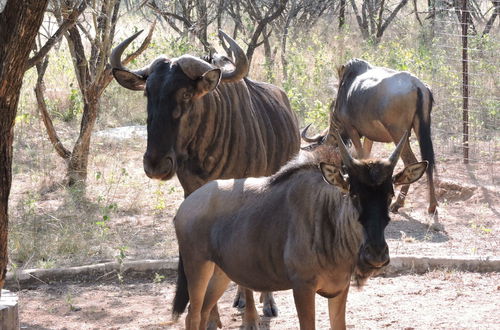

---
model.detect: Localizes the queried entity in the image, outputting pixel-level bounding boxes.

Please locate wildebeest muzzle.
[358,242,390,270]
[143,149,176,180]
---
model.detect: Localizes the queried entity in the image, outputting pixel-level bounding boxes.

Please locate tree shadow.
[386,212,449,243]
[465,164,500,218]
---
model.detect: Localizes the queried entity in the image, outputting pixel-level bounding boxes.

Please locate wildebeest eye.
[183,92,193,101]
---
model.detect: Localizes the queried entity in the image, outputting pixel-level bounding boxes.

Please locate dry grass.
[8,17,498,272]
[9,130,184,270]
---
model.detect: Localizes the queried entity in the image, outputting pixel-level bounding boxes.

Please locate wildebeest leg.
[184,260,215,330]
[345,128,365,159]
[234,287,277,318]
[292,286,316,330]
[327,286,349,330]
[362,138,374,158]
[233,285,246,308]
[260,292,278,317]
[427,166,438,214]
[390,138,418,213]
[202,266,231,330]
[207,306,221,330]
[242,288,259,330]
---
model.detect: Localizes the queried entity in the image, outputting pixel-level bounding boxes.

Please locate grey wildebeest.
[172,130,428,329]
[302,58,437,214]
[110,31,300,322]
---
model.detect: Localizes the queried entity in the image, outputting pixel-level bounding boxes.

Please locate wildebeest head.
[319,131,427,282]
[110,31,249,180]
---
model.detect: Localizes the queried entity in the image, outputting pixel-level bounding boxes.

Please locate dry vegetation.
[2,1,498,328]
[9,12,498,270]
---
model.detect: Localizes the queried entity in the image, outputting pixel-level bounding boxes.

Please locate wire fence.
[432,0,499,171]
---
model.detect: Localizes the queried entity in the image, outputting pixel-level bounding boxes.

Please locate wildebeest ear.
[112,69,146,91]
[195,69,221,97]
[320,163,348,193]
[393,161,428,186]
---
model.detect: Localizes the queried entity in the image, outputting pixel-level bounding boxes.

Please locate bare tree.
[239,0,287,65]
[37,0,154,187]
[278,0,331,80]
[0,0,50,293]
[451,0,499,36]
[483,0,499,35]
[339,0,347,29]
[350,0,410,44]
[148,0,222,51]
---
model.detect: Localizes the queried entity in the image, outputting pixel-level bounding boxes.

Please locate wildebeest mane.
[334,59,371,108]
[269,145,341,186]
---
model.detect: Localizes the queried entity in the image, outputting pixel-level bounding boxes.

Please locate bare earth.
[18,271,500,329]
[9,133,500,329]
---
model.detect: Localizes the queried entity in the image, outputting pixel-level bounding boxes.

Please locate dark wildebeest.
[172,130,428,329]
[302,58,437,214]
[110,31,300,322]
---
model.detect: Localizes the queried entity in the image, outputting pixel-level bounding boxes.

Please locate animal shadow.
[386,212,449,243]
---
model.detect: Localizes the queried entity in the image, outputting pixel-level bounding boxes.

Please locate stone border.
[5,255,499,289]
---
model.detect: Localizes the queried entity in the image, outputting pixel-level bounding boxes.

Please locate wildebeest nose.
[143,152,175,179]
[364,243,390,268]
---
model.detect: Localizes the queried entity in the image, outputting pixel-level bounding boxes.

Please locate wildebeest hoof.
[263,303,278,317]
[389,203,402,213]
[428,205,438,215]
[429,221,444,232]
[233,293,246,309]
[244,322,259,330]
[207,320,221,330]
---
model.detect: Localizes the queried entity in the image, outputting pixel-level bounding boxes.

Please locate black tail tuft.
[416,87,435,170]
[172,255,189,320]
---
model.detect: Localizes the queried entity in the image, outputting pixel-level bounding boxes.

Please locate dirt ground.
[17,271,500,329]
[9,131,500,329]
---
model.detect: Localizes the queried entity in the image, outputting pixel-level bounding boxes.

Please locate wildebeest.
[302,58,437,214]
[172,130,428,329]
[110,31,300,321]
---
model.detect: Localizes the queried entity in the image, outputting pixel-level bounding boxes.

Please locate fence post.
[461,0,469,163]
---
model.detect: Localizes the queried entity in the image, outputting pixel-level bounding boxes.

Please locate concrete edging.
[5,255,499,288]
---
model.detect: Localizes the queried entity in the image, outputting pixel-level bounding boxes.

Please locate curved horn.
[218,30,249,82]
[388,130,409,169]
[301,124,325,143]
[110,30,149,76]
[334,130,355,169]
[111,30,142,70]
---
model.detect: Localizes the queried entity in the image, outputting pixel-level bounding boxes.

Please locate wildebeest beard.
[353,252,388,287]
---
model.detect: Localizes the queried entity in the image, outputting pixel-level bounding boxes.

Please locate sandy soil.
[18,271,500,329]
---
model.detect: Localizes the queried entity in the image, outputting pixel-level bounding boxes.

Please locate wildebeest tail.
[416,87,435,169]
[172,254,189,320]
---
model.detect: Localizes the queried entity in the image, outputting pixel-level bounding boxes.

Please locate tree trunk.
[339,0,347,30]
[0,0,49,292]
[0,289,19,329]
[262,26,275,83]
[281,14,293,81]
[67,98,99,187]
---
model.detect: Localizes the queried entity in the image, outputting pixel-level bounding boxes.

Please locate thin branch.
[483,0,499,35]
[34,57,72,160]
[377,0,409,39]
[26,0,87,71]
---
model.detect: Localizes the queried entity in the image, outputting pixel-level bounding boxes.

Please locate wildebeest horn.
[218,30,249,82]
[334,130,356,169]
[110,30,149,77]
[388,130,409,169]
[301,124,326,143]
